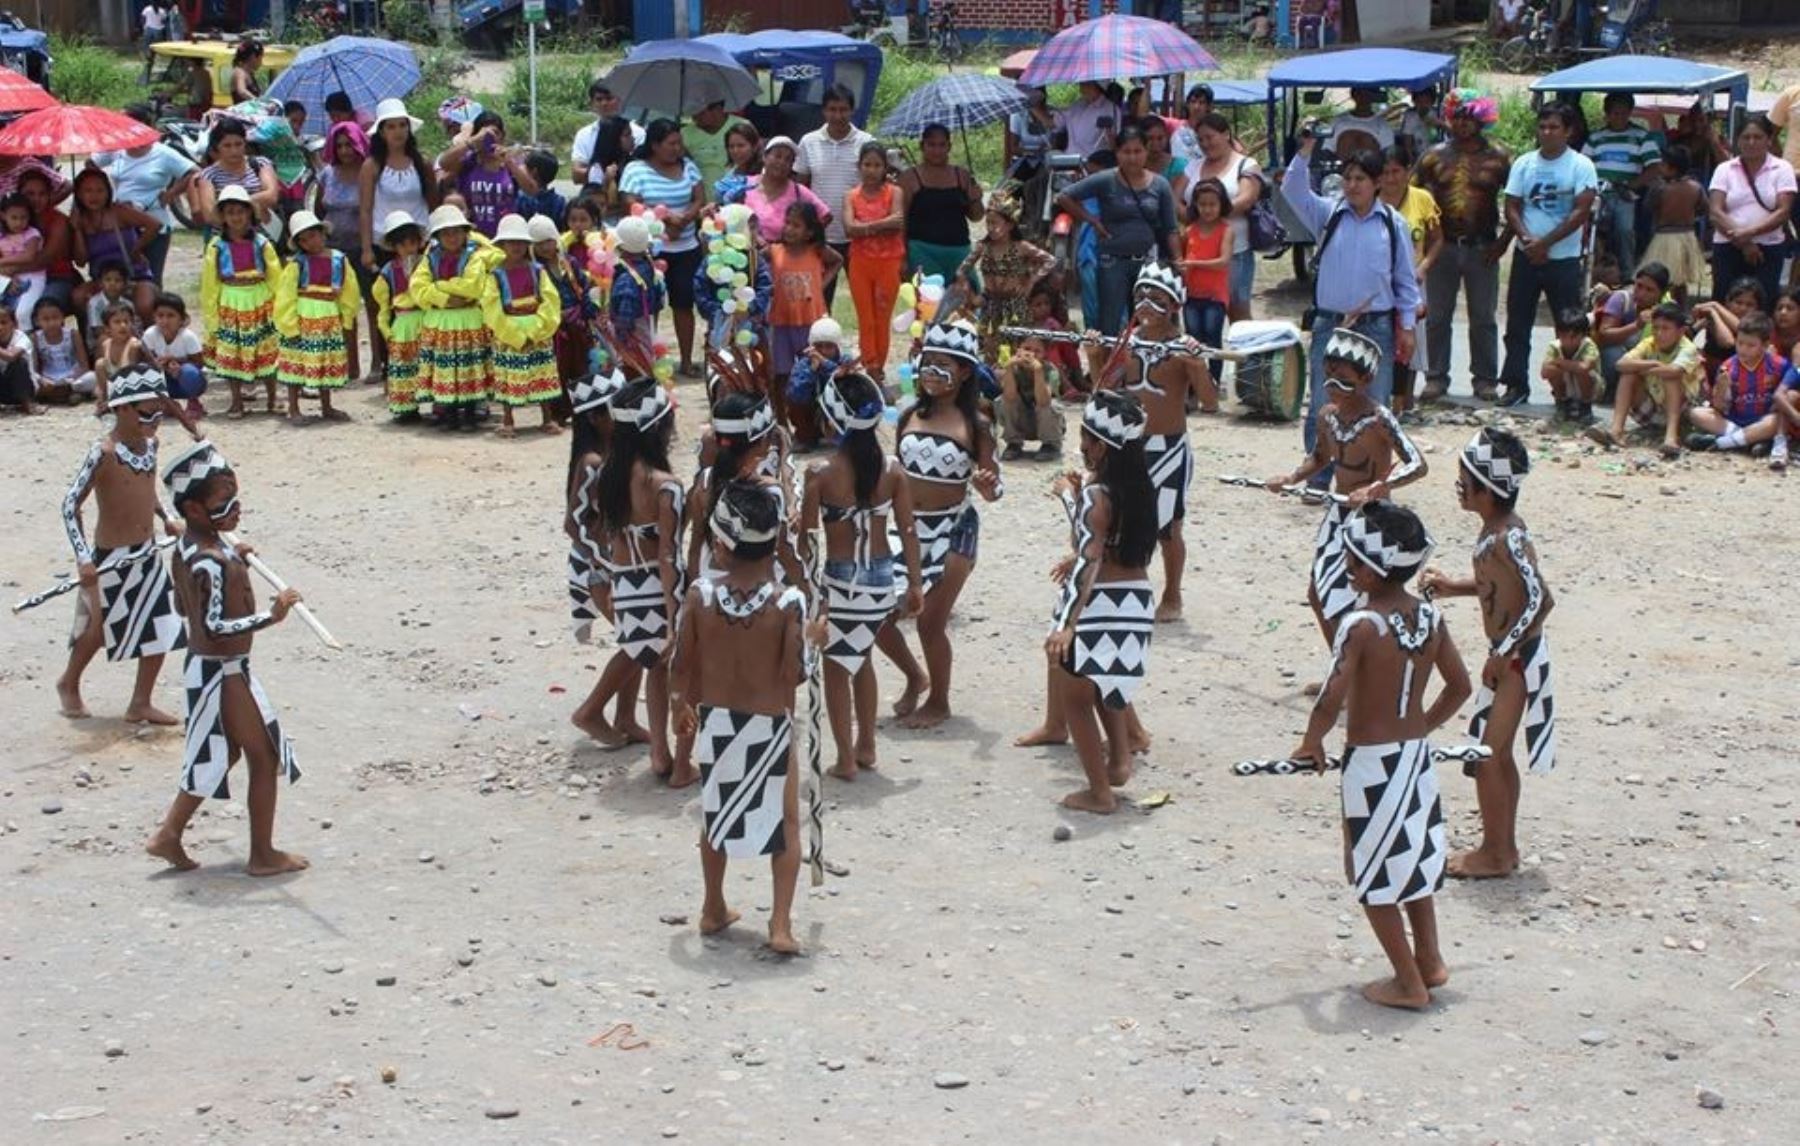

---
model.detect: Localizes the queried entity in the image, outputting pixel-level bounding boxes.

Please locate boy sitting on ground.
[1686,311,1791,456]
[1587,302,1702,460]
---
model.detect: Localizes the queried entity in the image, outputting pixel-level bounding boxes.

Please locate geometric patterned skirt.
[823,570,896,674]
[1311,500,1357,624]
[1341,738,1445,906]
[208,281,279,384]
[419,306,491,407]
[276,294,351,390]
[491,340,561,407]
[71,542,185,662]
[385,308,425,415]
[568,544,604,644]
[606,563,672,667]
[1468,633,1557,775]
[696,704,791,858]
[1062,577,1153,709]
[180,653,301,800]
[892,502,976,595]
[1143,430,1192,533]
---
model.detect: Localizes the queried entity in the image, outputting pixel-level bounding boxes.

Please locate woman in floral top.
[955,190,1056,358]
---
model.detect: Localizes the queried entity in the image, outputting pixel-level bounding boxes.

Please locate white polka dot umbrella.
[0,105,159,158]
[0,69,56,116]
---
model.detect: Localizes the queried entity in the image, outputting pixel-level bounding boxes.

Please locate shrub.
[48,36,138,108]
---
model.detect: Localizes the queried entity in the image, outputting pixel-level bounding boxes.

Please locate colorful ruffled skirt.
[385,308,425,415]
[491,338,561,407]
[277,294,351,389]
[419,304,491,407]
[208,280,278,384]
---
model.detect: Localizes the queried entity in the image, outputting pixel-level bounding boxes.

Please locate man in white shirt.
[1059,82,1120,160]
[570,80,645,212]
[796,83,873,306]
[1330,87,1395,157]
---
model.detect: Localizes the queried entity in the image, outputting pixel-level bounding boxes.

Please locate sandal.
[1001,443,1025,461]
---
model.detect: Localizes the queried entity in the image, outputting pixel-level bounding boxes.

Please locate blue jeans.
[1304,310,1396,482]
[1605,189,1638,278]
[1501,253,1584,393]
[1183,298,1226,347]
[1228,248,1256,313]
[824,555,895,587]
[1094,251,1146,337]
[167,363,207,400]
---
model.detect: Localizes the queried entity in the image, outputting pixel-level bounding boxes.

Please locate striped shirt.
[1583,126,1660,187]
[795,124,873,244]
[619,158,702,252]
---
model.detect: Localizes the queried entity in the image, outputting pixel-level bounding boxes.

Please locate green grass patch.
[48,36,139,109]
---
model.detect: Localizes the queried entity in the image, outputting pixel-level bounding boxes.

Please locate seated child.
[1690,276,1765,382]
[1024,283,1084,398]
[0,304,40,414]
[1539,309,1598,425]
[142,292,208,421]
[31,297,96,405]
[1587,302,1701,459]
[1686,311,1790,455]
[1593,261,1668,404]
[1772,354,1800,471]
[86,263,139,353]
[997,334,1064,461]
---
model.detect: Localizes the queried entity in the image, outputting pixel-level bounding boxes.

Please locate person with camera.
[438,111,541,240]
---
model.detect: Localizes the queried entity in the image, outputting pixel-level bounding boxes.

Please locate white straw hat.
[427,204,472,236]
[492,214,532,245]
[808,317,843,345]
[526,214,561,244]
[287,209,326,238]
[380,210,422,242]
[614,215,651,254]
[373,98,422,131]
[215,185,252,208]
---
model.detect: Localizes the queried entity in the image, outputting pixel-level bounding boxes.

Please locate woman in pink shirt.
[1707,115,1796,307]
[744,136,832,246]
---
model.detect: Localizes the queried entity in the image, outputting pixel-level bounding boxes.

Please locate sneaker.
[1001,442,1025,461]
[1684,431,1717,452]
[1471,383,1498,402]
[1497,386,1530,408]
[1419,381,1449,403]
[1770,439,1789,471]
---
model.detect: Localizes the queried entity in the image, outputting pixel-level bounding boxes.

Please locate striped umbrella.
[266,36,422,137]
[877,74,1031,138]
[1018,14,1219,87]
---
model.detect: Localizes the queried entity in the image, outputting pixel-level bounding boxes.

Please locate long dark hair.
[206,119,249,165]
[597,379,673,536]
[725,121,763,176]
[370,118,439,211]
[707,391,768,515]
[909,354,984,456]
[70,168,115,225]
[635,118,682,165]
[832,372,886,507]
[1089,398,1157,569]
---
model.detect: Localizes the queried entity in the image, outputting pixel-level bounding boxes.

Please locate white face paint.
[919,355,959,396]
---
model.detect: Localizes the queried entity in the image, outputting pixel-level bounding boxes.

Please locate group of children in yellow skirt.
[199,189,565,435]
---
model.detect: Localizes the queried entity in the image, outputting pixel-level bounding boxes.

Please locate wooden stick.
[1730,962,1768,991]
[13,537,176,614]
[221,532,342,651]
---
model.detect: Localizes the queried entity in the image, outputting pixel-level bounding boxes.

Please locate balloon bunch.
[698,203,761,352]
[579,207,678,384]
[889,271,948,342]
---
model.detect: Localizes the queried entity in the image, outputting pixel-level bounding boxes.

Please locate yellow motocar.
[148,39,297,116]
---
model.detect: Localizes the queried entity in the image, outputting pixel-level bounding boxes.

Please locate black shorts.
[663,246,702,311]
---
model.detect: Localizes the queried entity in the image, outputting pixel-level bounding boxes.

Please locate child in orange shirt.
[1179,178,1234,412]
[770,202,842,450]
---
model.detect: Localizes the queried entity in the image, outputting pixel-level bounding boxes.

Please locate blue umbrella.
[266,36,422,137]
[878,73,1031,138]
[604,39,760,118]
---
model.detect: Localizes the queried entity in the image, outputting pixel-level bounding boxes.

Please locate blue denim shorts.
[945,505,980,564]
[1228,249,1255,311]
[824,555,896,588]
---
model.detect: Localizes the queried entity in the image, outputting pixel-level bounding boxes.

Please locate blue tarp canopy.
[693,30,883,129]
[0,27,49,54]
[1529,57,1749,106]
[1209,79,1268,108]
[1265,49,1457,92]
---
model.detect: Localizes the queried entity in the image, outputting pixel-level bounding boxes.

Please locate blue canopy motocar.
[695,30,883,141]
[1529,56,1750,136]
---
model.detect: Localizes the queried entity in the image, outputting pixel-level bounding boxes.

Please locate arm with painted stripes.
[195,555,274,637]
[1491,527,1551,658]
[62,441,103,569]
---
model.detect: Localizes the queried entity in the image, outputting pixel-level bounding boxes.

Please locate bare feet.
[666,763,700,789]
[245,849,310,877]
[494,424,516,439]
[1014,724,1068,747]
[891,670,927,717]
[540,420,563,435]
[1060,788,1118,814]
[1446,847,1518,880]
[618,722,652,745]
[1417,956,1450,990]
[1128,727,1152,754]
[854,747,878,770]
[56,679,90,719]
[570,709,627,749]
[321,407,351,422]
[899,701,950,729]
[650,749,673,778]
[767,924,801,955]
[145,829,198,871]
[1361,976,1430,1011]
[828,760,859,781]
[1302,680,1323,697]
[1154,597,1183,623]
[124,703,179,726]
[698,906,740,935]
[1106,758,1134,787]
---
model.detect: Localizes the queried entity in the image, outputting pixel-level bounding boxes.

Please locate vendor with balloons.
[694,202,773,365]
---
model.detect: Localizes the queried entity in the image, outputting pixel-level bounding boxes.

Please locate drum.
[1227,320,1306,420]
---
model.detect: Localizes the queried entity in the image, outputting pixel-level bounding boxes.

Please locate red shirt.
[1183,221,1228,304]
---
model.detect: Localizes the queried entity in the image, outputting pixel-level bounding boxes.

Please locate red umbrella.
[0,105,159,158]
[0,69,56,115]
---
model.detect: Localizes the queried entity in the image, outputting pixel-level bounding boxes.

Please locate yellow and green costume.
[374,253,425,416]
[273,249,360,390]
[200,233,282,384]
[481,260,562,407]
[414,238,496,408]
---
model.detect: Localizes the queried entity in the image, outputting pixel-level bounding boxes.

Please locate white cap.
[526,214,560,244]
[287,209,326,238]
[614,215,650,254]
[373,98,422,131]
[427,204,472,236]
[808,317,843,345]
[380,209,422,242]
[216,184,252,208]
[492,213,532,245]
[764,135,798,154]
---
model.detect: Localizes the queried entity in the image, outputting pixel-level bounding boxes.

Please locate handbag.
[1234,156,1287,254]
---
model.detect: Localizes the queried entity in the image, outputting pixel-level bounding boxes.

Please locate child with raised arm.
[670,479,809,954]
[1293,502,1471,1010]
[1265,328,1427,647]
[145,441,306,875]
[1421,429,1556,880]
[56,367,185,723]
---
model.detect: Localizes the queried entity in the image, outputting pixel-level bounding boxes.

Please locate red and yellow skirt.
[385,307,425,415]
[419,303,491,408]
[276,293,351,390]
[208,280,278,384]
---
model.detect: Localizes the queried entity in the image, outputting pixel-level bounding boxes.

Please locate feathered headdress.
[1441,88,1498,127]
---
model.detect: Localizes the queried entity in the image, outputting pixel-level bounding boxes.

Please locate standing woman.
[95,105,197,287]
[192,120,280,232]
[1056,126,1181,339]
[1191,113,1263,322]
[229,41,265,104]
[66,168,162,322]
[619,119,707,378]
[843,141,906,381]
[714,121,763,207]
[1377,144,1442,419]
[1707,115,1796,306]
[744,135,832,246]
[898,124,983,282]
[438,111,539,239]
[313,121,379,382]
[874,320,1003,729]
[359,101,437,377]
[1142,116,1190,208]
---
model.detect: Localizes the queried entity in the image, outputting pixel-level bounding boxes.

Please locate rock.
[375,974,397,987]
[1052,824,1072,842]
[456,951,475,967]
[1688,938,1707,952]
[537,969,558,987]
[417,850,435,863]
[103,1039,125,1058]
[1579,1029,1610,1047]
[1658,484,1678,497]
[322,959,344,974]
[319,818,333,830]
[1306,1107,1331,1125]
[1697,1086,1724,1110]
[658,913,689,926]
[41,799,63,815]
[933,1071,970,1090]
[379,1065,397,1084]
[661,1128,680,1138]
[825,1059,846,1072]
[743,1050,767,1066]
[484,1102,520,1120]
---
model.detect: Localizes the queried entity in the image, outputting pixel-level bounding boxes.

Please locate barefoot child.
[1685,311,1790,454]
[1539,309,1599,425]
[1046,390,1160,814]
[273,210,359,423]
[199,185,281,418]
[1293,501,1471,1009]
[30,297,96,406]
[482,213,563,437]
[670,479,808,953]
[146,441,307,876]
[566,370,645,745]
[371,212,426,421]
[414,204,494,432]
[56,367,185,723]
[1586,301,1701,459]
[803,371,924,781]
[1267,328,1426,647]
[1420,429,1555,880]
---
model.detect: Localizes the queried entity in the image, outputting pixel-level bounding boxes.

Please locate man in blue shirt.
[1499,103,1598,407]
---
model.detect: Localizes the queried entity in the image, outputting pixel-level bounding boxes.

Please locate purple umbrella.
[1018,14,1219,87]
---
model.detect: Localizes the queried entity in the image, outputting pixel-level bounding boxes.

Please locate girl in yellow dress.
[413,204,494,432]
[199,185,282,419]
[273,210,360,423]
[481,213,563,437]
[371,211,427,422]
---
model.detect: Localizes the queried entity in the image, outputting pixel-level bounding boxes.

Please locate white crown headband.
[613,385,674,429]
[571,369,625,415]
[1134,261,1186,307]
[710,488,780,549]
[1342,508,1435,576]
[1082,396,1145,448]
[712,396,775,442]
[821,374,883,432]
[922,321,982,366]
[1459,431,1527,498]
[1324,327,1382,377]
[107,364,169,409]
[162,440,232,503]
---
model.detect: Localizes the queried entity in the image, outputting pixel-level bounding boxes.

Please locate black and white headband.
[162,440,233,504]
[821,374,883,432]
[1342,508,1434,577]
[1323,327,1382,378]
[570,369,625,415]
[921,321,982,367]
[1082,395,1145,448]
[712,395,775,442]
[1133,261,1186,308]
[107,363,170,409]
[1459,430,1527,498]
[709,488,780,550]
[613,384,674,429]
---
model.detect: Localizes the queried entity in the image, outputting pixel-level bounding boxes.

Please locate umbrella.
[266,36,422,137]
[1018,14,1219,87]
[999,49,1036,81]
[0,105,158,158]
[604,39,759,119]
[878,74,1031,139]
[0,69,56,115]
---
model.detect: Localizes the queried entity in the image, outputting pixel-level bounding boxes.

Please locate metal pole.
[528,19,539,145]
